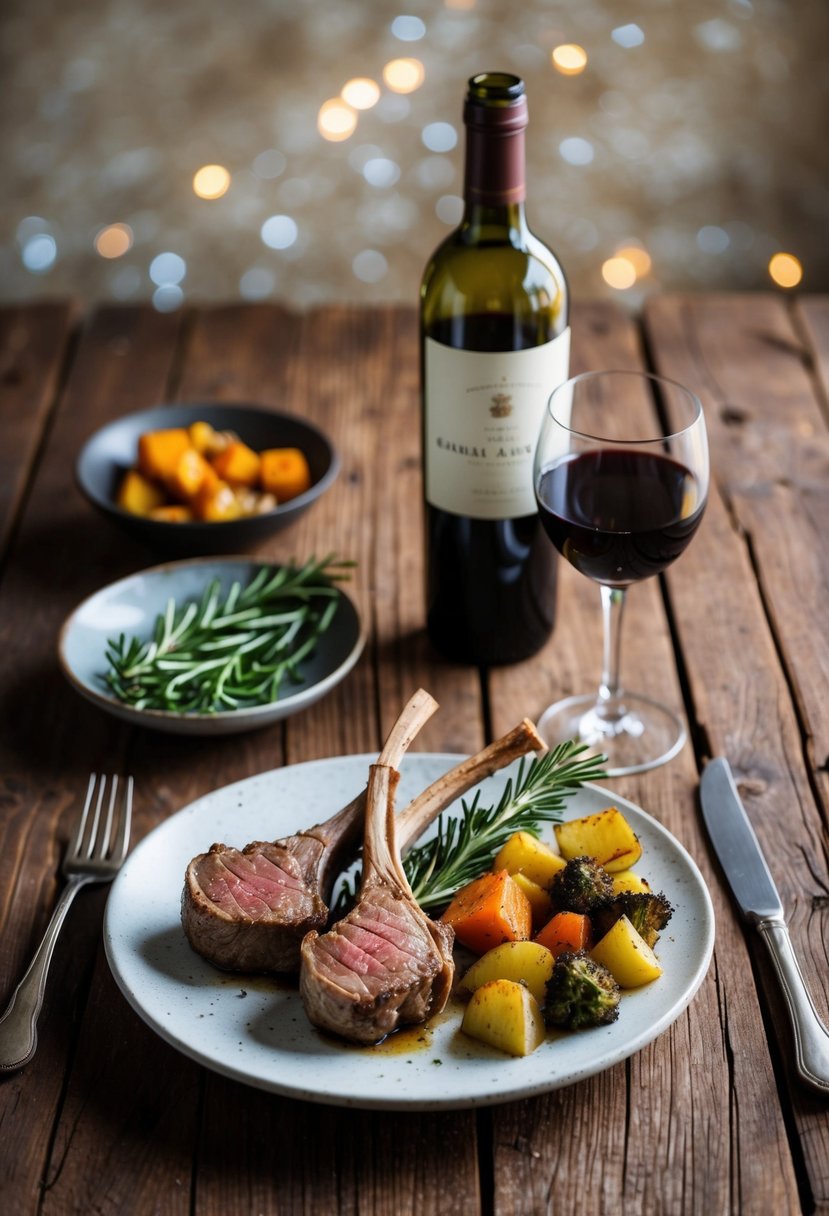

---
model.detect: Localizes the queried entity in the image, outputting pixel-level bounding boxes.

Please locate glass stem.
[597,585,627,724]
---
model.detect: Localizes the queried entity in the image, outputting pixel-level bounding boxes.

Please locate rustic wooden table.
[1,296,827,1215]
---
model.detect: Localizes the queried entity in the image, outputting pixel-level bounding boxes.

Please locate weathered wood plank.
[0,306,190,1215]
[796,295,829,412]
[645,293,829,1211]
[488,300,799,1216]
[0,302,75,559]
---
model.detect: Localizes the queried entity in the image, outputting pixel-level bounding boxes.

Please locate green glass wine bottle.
[420,72,570,665]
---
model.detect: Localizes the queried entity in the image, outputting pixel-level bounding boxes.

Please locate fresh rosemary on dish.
[335,741,607,913]
[102,556,353,714]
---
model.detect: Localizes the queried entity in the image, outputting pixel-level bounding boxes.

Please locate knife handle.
[757,918,829,1094]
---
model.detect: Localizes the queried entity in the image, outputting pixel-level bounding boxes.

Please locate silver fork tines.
[0,773,133,1071]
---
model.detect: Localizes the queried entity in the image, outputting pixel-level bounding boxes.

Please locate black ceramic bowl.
[76,402,339,553]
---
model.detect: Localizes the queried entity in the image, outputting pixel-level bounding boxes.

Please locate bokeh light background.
[3,0,827,311]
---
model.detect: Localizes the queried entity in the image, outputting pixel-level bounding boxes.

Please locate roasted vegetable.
[590,915,663,988]
[591,890,673,948]
[550,855,614,915]
[441,869,532,955]
[460,940,555,1004]
[534,910,592,957]
[461,978,546,1057]
[260,447,312,501]
[555,807,642,873]
[493,829,566,887]
[542,949,621,1030]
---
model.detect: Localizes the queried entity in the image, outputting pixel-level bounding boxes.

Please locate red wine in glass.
[536,449,705,586]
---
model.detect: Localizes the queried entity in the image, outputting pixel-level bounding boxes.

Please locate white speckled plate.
[103,756,714,1110]
[58,558,366,735]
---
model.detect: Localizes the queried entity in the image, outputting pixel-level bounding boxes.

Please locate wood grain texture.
[0,302,76,559]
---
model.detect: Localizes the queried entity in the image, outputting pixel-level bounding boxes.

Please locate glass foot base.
[536,692,687,777]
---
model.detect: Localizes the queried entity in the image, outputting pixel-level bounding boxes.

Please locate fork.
[0,773,133,1072]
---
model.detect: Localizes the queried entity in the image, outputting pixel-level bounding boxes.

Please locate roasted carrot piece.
[259,447,312,502]
[211,440,261,487]
[441,869,532,955]
[137,428,191,482]
[534,910,592,957]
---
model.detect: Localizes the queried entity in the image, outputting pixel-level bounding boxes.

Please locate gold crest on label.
[490,392,513,418]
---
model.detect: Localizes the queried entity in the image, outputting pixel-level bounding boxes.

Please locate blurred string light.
[341,78,381,110]
[239,267,275,299]
[611,24,645,48]
[318,98,358,141]
[261,214,298,249]
[391,15,426,41]
[149,252,186,286]
[193,164,231,199]
[443,0,476,8]
[252,149,287,179]
[352,249,388,282]
[383,58,425,92]
[95,223,133,258]
[602,256,637,290]
[551,45,588,75]
[768,252,803,288]
[615,242,652,277]
[422,122,457,152]
[697,225,730,253]
[21,233,57,272]
[559,136,594,165]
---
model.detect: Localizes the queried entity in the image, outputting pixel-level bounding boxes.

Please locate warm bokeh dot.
[95,223,133,258]
[768,252,803,288]
[552,45,588,76]
[193,165,231,199]
[317,99,358,141]
[341,78,380,110]
[383,58,425,93]
[602,256,637,289]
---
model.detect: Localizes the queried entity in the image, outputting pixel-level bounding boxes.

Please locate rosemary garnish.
[102,555,353,714]
[334,741,607,914]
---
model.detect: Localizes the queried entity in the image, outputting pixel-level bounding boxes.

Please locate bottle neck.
[461,117,527,239]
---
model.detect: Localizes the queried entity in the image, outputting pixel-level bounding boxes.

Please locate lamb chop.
[182,703,542,975]
[182,688,438,974]
[299,756,455,1045]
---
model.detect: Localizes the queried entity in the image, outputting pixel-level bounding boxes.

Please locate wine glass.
[533,369,709,776]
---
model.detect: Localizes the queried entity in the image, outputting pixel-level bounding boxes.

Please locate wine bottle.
[420,72,570,665]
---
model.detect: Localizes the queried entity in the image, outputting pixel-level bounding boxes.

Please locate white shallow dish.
[58,558,366,736]
[104,755,715,1110]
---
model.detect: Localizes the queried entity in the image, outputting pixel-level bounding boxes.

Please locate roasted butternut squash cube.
[166,448,215,501]
[192,480,243,522]
[259,447,312,502]
[554,807,642,873]
[116,469,166,517]
[461,979,546,1057]
[441,869,532,955]
[590,914,663,988]
[460,940,555,1005]
[211,440,261,488]
[494,830,566,887]
[137,427,191,482]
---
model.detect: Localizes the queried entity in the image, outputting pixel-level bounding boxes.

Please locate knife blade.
[700,757,829,1095]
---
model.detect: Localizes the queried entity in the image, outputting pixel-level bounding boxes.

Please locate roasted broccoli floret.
[543,950,621,1030]
[550,855,614,914]
[591,891,674,947]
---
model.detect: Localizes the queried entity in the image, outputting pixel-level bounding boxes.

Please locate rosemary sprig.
[333,741,607,914]
[101,555,354,714]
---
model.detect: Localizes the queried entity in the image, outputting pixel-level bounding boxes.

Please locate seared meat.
[182,688,438,974]
[182,702,542,975]
[299,761,455,1045]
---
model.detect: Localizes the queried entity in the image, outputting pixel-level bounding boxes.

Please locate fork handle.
[0,875,89,1071]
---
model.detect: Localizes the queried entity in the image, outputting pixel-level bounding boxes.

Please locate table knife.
[700,756,829,1094]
